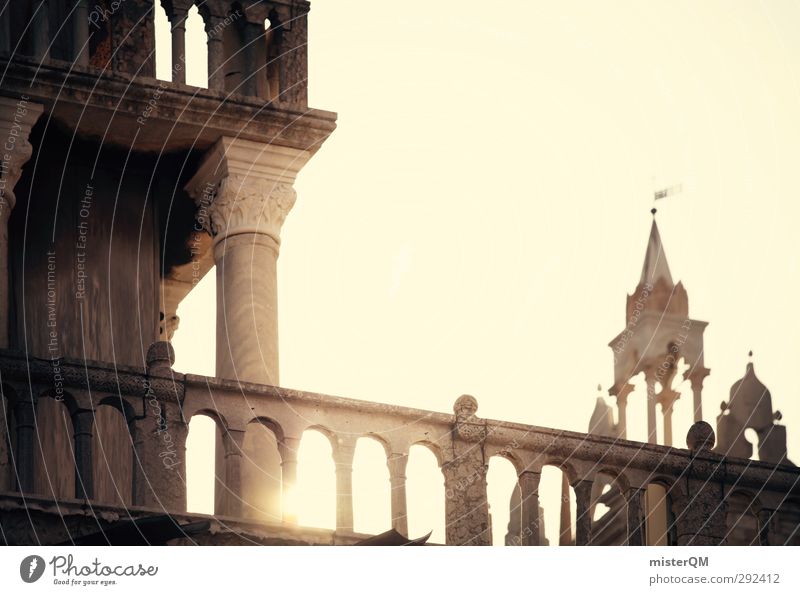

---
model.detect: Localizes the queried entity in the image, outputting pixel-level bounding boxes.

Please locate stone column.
[518,470,541,546]
[645,369,658,444]
[333,440,356,532]
[573,479,593,546]
[626,486,646,546]
[12,395,36,493]
[30,1,51,60]
[206,15,226,91]
[659,390,680,447]
[242,21,268,98]
[218,428,245,516]
[72,409,94,499]
[71,0,90,66]
[1,3,10,53]
[757,508,773,546]
[614,383,634,440]
[185,138,311,385]
[0,97,43,347]
[168,3,189,84]
[279,436,300,523]
[690,374,705,422]
[443,395,491,545]
[387,452,409,536]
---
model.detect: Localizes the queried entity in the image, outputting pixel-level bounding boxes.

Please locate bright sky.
[164,1,800,545]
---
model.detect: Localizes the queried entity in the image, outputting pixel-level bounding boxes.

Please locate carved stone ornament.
[192,173,297,242]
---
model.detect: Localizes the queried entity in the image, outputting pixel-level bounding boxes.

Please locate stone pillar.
[1,3,10,53]
[0,97,43,347]
[573,479,593,546]
[206,15,226,91]
[672,422,728,545]
[626,487,646,546]
[132,397,188,511]
[30,1,50,60]
[218,428,245,516]
[12,396,36,493]
[72,409,94,499]
[242,21,268,98]
[185,138,311,385]
[518,470,541,546]
[659,390,680,447]
[168,3,188,84]
[387,452,409,536]
[334,440,355,533]
[757,508,773,546]
[690,374,705,422]
[645,369,657,444]
[279,436,300,523]
[443,395,491,546]
[71,0,90,66]
[615,383,634,439]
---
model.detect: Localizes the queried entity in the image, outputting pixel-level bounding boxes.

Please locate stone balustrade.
[1,1,308,107]
[1,348,799,545]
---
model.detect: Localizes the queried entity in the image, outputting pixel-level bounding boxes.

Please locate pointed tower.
[608,210,710,445]
[716,354,791,464]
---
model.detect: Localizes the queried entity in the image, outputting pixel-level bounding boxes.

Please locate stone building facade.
[1,1,799,545]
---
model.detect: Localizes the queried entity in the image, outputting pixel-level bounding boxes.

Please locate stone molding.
[0,96,43,210]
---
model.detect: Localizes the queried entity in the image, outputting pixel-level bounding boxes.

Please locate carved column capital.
[0,96,44,212]
[185,137,310,246]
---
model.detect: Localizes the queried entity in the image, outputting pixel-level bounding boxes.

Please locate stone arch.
[406,443,446,543]
[410,440,444,468]
[590,467,630,545]
[352,435,391,534]
[93,396,135,506]
[186,410,226,514]
[296,427,336,529]
[33,391,75,501]
[539,463,576,546]
[184,2,208,87]
[486,455,519,545]
[241,417,284,522]
[726,489,761,545]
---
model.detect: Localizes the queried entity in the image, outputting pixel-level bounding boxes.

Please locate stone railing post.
[626,486,646,546]
[334,439,356,533]
[573,478,594,545]
[0,97,43,347]
[279,436,301,523]
[167,2,190,84]
[71,0,90,65]
[757,508,773,546]
[185,138,311,385]
[443,395,490,545]
[218,428,245,517]
[518,470,541,546]
[30,1,51,60]
[206,14,226,91]
[671,422,728,545]
[71,409,94,499]
[132,393,188,511]
[12,394,36,493]
[387,452,409,536]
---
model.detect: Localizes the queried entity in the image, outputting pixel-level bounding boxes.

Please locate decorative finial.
[597,383,602,392]
[651,207,657,216]
[748,350,753,360]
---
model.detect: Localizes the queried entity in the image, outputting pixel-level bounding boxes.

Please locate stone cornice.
[0,57,336,154]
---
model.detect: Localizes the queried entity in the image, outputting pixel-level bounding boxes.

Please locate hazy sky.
[167,1,800,544]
